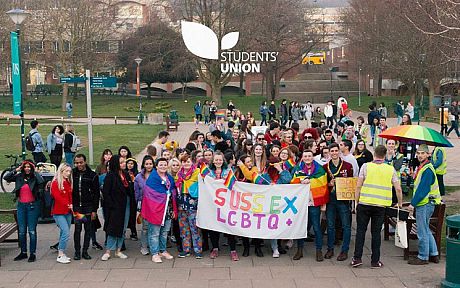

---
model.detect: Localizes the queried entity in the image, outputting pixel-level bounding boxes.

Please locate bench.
[384,203,445,260]
[0,209,19,266]
[165,115,179,131]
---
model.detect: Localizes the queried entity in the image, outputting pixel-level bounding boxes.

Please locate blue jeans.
[148,219,172,255]
[17,200,41,254]
[140,218,148,250]
[326,200,351,252]
[416,204,438,260]
[370,125,376,143]
[397,116,402,125]
[297,206,322,250]
[106,197,130,251]
[64,152,75,166]
[53,213,72,251]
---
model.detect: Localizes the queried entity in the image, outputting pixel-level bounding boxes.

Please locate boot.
[82,251,92,260]
[255,246,264,257]
[293,248,303,260]
[242,246,250,257]
[316,250,324,262]
[74,251,81,260]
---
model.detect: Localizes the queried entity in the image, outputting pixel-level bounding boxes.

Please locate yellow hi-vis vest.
[360,162,394,207]
[413,163,441,206]
[432,147,447,175]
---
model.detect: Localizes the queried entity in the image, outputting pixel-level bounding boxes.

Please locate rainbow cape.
[224,169,237,190]
[200,162,210,178]
[291,160,329,206]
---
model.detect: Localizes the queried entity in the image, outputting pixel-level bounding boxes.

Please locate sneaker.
[337,251,348,261]
[272,249,280,258]
[408,257,428,265]
[130,234,138,241]
[28,254,36,263]
[210,248,219,259]
[351,257,363,268]
[140,247,150,256]
[92,242,103,250]
[160,251,174,260]
[14,253,28,261]
[195,253,203,259]
[230,250,239,261]
[50,243,58,251]
[115,252,128,259]
[152,254,162,263]
[101,253,110,261]
[324,249,334,259]
[178,251,191,258]
[57,255,71,264]
[371,261,384,268]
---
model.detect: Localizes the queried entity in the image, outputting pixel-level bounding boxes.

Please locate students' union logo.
[181,21,239,60]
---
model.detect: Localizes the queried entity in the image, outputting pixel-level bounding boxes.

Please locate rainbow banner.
[224,169,237,190]
[283,158,296,170]
[197,175,310,239]
[252,172,270,185]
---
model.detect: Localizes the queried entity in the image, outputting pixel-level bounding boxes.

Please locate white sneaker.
[140,247,149,256]
[272,249,280,258]
[57,255,71,264]
[152,254,162,263]
[115,252,128,259]
[101,253,110,261]
[160,251,174,260]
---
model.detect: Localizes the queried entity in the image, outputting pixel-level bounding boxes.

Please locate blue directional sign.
[59,77,86,84]
[90,76,117,88]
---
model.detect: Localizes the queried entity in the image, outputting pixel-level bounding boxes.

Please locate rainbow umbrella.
[378,125,453,147]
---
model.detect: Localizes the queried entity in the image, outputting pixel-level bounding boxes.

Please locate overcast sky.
[306,0,349,7]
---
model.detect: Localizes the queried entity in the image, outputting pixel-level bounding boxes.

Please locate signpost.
[59,76,117,88]
[85,70,94,165]
[59,77,86,84]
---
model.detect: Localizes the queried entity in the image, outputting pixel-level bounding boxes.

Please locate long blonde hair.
[54,163,73,190]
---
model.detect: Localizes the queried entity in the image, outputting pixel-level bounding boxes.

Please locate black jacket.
[72,166,100,214]
[64,133,75,153]
[3,170,45,201]
[102,171,134,237]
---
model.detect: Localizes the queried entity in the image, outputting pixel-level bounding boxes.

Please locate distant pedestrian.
[193,101,202,122]
[395,100,405,124]
[47,125,65,167]
[28,120,47,164]
[63,125,77,166]
[66,101,73,118]
[280,99,288,126]
[378,103,387,118]
[209,101,217,123]
[268,100,277,121]
[259,101,268,126]
[446,100,460,138]
[203,100,210,125]
[405,102,414,120]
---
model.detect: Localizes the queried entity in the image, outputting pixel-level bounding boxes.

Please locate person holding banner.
[352,145,402,268]
[324,143,354,261]
[175,154,202,259]
[207,152,239,261]
[291,150,329,261]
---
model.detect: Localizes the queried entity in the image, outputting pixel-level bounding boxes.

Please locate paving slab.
[252,279,296,288]
[147,268,190,281]
[106,268,150,282]
[189,267,230,280]
[230,267,272,280]
[63,269,109,282]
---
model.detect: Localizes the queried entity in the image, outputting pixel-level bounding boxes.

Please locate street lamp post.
[7,8,30,161]
[134,57,142,124]
[358,67,362,107]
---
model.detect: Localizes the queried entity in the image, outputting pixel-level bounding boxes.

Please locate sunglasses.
[305,136,313,139]
[257,138,264,141]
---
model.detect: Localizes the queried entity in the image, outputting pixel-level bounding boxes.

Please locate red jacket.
[51,179,72,215]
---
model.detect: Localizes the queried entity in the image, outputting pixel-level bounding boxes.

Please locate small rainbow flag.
[200,162,210,178]
[216,109,226,119]
[73,211,88,222]
[224,169,237,190]
[252,172,270,185]
[283,158,296,170]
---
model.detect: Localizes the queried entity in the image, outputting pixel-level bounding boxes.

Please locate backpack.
[70,133,81,152]
[25,132,37,151]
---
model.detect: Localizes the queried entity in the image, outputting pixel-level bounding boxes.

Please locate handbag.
[395,206,408,249]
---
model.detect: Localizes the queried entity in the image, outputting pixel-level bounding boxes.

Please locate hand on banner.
[301,178,310,184]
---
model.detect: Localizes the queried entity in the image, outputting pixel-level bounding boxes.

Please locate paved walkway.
[1,115,456,288]
[0,113,138,125]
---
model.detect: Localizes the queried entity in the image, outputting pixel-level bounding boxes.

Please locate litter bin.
[442,214,460,288]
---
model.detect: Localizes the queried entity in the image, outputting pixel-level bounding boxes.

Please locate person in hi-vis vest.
[431,146,446,196]
[351,145,402,269]
[408,144,441,265]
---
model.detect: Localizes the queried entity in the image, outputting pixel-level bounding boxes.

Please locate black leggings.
[210,231,236,251]
[74,219,92,251]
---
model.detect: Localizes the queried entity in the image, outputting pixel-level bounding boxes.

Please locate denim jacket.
[29,129,44,153]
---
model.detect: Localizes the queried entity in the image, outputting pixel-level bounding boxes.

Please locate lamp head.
[134,57,142,65]
[6,8,30,25]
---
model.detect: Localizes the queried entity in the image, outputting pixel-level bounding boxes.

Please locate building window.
[108,40,119,53]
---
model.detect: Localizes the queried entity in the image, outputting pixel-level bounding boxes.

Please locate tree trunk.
[377,70,383,97]
[239,72,244,97]
[73,82,78,100]
[428,79,440,114]
[62,83,68,111]
[211,83,222,106]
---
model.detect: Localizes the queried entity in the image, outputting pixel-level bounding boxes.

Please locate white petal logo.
[181,21,239,60]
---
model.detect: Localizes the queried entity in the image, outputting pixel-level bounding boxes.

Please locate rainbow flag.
[200,162,210,178]
[224,169,237,190]
[291,161,329,206]
[73,211,88,222]
[252,172,270,185]
[216,109,226,118]
[283,158,296,170]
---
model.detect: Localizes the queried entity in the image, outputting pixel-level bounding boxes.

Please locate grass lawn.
[0,93,415,122]
[0,192,16,222]
[0,124,163,168]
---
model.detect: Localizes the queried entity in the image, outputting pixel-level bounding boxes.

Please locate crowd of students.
[3,103,445,267]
